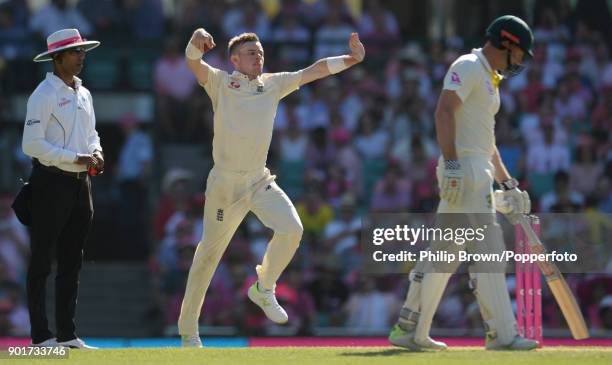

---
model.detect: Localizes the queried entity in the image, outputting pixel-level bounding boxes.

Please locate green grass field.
[6,347,611,365]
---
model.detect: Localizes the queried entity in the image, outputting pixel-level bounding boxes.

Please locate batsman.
[389,16,538,351]
[178,28,365,347]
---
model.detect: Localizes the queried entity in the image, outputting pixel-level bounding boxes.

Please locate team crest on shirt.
[450,71,461,85]
[229,81,241,89]
[59,97,71,107]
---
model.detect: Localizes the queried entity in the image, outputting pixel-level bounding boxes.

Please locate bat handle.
[518,215,541,247]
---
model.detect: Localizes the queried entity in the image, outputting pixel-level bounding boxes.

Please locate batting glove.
[440,160,464,205]
[494,178,531,224]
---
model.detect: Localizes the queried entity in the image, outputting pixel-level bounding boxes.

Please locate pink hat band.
[33,28,100,62]
[48,35,83,51]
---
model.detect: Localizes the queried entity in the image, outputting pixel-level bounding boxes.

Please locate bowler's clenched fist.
[191,28,216,54]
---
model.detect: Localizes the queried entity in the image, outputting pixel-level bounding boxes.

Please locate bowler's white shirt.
[22,72,102,172]
[442,49,501,158]
[202,68,302,172]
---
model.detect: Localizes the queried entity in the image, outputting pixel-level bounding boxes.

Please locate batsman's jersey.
[202,68,302,172]
[442,48,501,158]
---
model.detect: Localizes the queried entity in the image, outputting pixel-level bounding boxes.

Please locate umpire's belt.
[33,159,88,180]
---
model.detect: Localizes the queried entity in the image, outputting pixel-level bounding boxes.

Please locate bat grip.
[518,215,541,247]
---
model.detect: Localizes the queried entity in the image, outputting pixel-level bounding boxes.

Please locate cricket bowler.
[388,15,538,351]
[178,28,365,347]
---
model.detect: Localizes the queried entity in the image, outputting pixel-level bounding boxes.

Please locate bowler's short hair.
[228,33,260,56]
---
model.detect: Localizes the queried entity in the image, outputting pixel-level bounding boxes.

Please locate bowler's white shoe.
[57,338,98,349]
[247,282,288,324]
[181,335,203,348]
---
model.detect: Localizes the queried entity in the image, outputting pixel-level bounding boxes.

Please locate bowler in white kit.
[178,28,365,347]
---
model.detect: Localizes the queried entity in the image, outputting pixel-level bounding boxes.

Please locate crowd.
[0,0,610,336]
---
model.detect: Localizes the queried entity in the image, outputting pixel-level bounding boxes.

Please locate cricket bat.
[518,215,590,340]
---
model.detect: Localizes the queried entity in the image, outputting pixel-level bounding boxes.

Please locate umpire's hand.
[75,153,97,167]
[93,150,105,172]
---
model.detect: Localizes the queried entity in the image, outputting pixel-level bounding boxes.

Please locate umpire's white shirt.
[442,48,501,158]
[202,68,302,172]
[22,72,102,172]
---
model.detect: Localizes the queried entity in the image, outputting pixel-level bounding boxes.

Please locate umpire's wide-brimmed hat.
[33,28,100,62]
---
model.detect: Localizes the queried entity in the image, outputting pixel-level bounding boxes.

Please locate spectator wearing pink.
[403,137,437,211]
[154,37,198,141]
[370,164,411,213]
[324,164,351,208]
[153,169,196,241]
[276,268,316,335]
[520,67,546,113]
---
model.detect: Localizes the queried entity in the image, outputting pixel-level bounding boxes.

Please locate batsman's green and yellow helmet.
[486,15,534,58]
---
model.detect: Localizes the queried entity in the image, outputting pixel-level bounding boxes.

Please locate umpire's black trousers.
[27,165,93,343]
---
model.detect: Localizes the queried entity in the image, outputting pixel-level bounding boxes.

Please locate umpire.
[21,28,103,349]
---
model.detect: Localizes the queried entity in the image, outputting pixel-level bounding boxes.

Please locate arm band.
[185,42,203,60]
[326,56,348,74]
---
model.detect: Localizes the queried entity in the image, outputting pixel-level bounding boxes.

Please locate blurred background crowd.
[0,0,610,338]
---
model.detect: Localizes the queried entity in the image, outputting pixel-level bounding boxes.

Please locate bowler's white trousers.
[178,166,303,336]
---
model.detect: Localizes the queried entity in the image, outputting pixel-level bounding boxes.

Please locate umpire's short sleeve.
[442,59,478,103]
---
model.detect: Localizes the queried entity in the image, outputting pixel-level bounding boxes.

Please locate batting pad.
[414,272,452,340]
[469,271,518,345]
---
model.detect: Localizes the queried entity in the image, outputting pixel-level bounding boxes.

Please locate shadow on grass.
[339,349,425,357]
